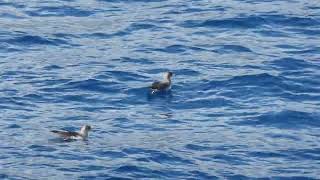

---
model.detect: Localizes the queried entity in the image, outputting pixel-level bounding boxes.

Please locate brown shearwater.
[51,125,91,140]
[150,72,173,94]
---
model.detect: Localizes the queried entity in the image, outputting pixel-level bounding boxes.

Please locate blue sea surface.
[0,0,320,179]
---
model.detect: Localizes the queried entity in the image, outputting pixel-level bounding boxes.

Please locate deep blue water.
[0,0,320,179]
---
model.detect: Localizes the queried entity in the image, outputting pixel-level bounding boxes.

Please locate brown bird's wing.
[51,130,80,139]
[150,81,170,90]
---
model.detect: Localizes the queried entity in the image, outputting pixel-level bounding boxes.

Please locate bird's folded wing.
[51,130,79,138]
[150,81,169,90]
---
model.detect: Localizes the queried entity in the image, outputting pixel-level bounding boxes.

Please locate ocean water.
[0,0,319,179]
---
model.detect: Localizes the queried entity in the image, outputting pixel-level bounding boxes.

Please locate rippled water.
[0,0,319,179]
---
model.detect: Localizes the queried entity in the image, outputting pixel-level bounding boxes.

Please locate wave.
[94,150,126,158]
[85,31,129,39]
[150,44,212,54]
[28,145,57,152]
[119,57,155,65]
[173,97,235,110]
[5,35,70,46]
[0,2,25,8]
[62,79,122,93]
[202,73,282,91]
[270,57,319,70]
[203,72,320,100]
[98,0,165,2]
[213,44,253,53]
[180,15,319,29]
[234,110,320,128]
[146,151,193,165]
[25,6,94,17]
[85,23,160,39]
[0,13,24,19]
[101,71,148,82]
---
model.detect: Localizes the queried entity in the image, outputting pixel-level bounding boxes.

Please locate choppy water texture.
[0,0,320,179]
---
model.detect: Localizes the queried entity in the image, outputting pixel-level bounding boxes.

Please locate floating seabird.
[150,72,173,94]
[51,125,91,140]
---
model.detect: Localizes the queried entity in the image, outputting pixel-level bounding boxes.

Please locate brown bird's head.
[80,125,92,136]
[164,71,173,80]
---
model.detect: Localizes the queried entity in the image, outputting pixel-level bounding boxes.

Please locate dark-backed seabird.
[51,125,92,140]
[150,72,173,94]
